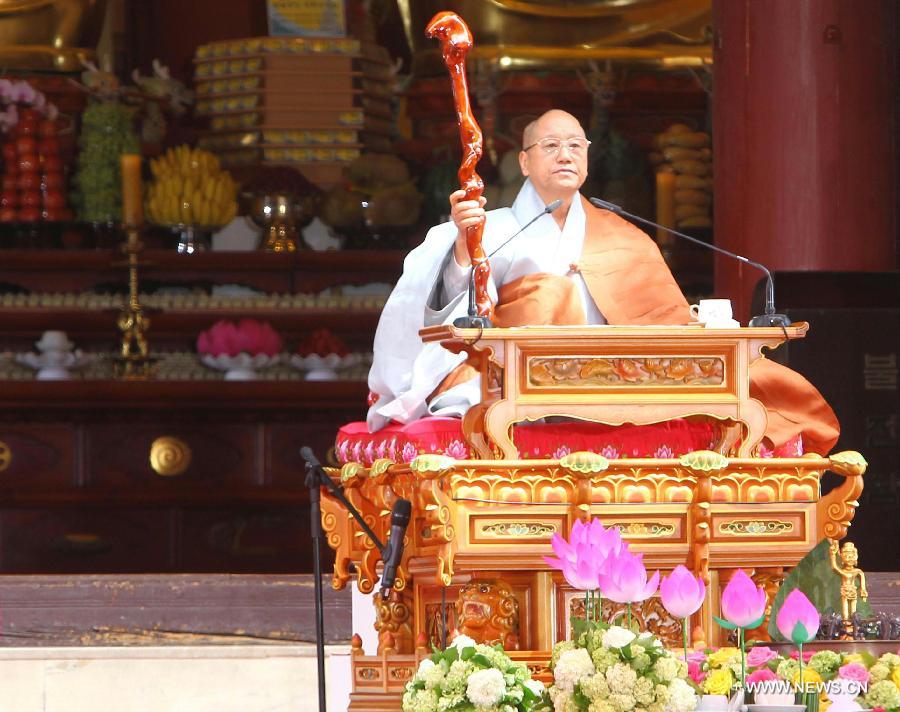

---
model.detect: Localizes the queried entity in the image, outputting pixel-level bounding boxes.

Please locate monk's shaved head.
[522,110,585,147]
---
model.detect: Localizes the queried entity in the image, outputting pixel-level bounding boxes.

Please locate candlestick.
[655,170,676,249]
[121,153,143,227]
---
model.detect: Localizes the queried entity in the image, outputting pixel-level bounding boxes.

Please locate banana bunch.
[145,145,238,227]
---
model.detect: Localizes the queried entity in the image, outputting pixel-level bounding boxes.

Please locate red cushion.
[334,417,804,466]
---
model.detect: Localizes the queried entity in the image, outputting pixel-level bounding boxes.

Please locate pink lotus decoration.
[597,548,659,604]
[775,589,820,644]
[660,565,706,618]
[197,319,282,357]
[719,569,767,629]
[660,564,705,660]
[543,519,623,592]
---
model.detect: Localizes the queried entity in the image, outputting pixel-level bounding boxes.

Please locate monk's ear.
[518,150,530,177]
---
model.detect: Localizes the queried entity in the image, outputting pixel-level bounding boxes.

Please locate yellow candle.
[121,154,143,226]
[655,170,676,244]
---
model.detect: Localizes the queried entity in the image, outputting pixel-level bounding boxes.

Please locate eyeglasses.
[523,136,591,156]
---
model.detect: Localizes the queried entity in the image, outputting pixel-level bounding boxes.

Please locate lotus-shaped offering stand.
[199,351,280,380]
[197,319,283,380]
[15,330,91,380]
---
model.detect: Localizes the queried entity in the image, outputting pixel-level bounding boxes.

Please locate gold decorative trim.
[410,454,457,473]
[680,450,729,472]
[479,521,557,538]
[149,437,191,477]
[0,439,10,472]
[718,520,794,536]
[612,522,677,538]
[528,356,724,388]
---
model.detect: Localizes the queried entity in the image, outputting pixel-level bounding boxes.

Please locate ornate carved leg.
[483,400,518,460]
[374,587,414,654]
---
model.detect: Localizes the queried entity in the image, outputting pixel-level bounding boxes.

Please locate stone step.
[0,644,351,712]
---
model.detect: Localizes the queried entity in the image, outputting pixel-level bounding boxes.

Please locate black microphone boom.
[453,199,564,328]
[588,197,790,327]
[380,498,412,599]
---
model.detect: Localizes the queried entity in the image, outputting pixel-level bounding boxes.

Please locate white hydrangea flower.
[417,659,436,674]
[603,626,637,649]
[422,661,446,690]
[663,678,697,712]
[555,648,597,694]
[525,679,545,696]
[450,633,477,651]
[653,657,678,683]
[606,662,638,695]
[466,667,506,708]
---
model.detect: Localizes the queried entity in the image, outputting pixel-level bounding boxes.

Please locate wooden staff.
[426,11,492,320]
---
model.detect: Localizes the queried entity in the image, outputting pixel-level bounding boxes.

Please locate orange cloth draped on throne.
[437,196,840,455]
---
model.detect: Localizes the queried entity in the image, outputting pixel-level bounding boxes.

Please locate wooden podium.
[320,324,866,710]
[420,323,807,459]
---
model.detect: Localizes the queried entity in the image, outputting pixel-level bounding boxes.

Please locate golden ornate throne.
[321,324,865,710]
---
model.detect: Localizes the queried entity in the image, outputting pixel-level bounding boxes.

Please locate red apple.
[21,190,41,208]
[42,189,65,209]
[1,189,19,207]
[19,108,40,124]
[0,207,18,221]
[18,172,40,191]
[38,138,60,156]
[18,206,40,221]
[2,174,18,190]
[18,155,39,173]
[16,121,36,137]
[16,136,37,155]
[2,143,17,162]
[38,119,58,138]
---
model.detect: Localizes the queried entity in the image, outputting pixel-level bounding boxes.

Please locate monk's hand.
[449,189,486,268]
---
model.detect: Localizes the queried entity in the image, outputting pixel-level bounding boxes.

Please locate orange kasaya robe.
[437,196,840,455]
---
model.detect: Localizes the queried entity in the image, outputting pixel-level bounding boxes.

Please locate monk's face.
[518,111,589,202]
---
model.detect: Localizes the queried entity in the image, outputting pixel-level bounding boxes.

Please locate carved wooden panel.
[0,508,172,573]
[0,426,76,490]
[86,424,256,488]
[527,356,725,389]
[179,507,312,573]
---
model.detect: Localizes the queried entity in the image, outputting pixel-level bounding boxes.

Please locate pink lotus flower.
[747,668,777,684]
[197,319,282,357]
[747,646,778,667]
[544,519,623,592]
[720,569,767,628]
[775,589,820,644]
[838,662,870,684]
[598,548,659,604]
[789,649,814,662]
[660,565,706,618]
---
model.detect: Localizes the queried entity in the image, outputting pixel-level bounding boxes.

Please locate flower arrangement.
[401,634,545,712]
[0,79,58,131]
[548,624,697,712]
[197,318,282,357]
[196,319,282,380]
[689,647,900,711]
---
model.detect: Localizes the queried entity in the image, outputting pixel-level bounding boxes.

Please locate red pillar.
[712,0,896,320]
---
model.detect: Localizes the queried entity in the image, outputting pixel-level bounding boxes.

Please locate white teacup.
[690,299,735,326]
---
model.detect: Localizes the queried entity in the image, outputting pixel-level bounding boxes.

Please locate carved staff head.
[425,11,473,64]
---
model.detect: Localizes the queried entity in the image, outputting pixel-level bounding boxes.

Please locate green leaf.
[444,646,459,664]
[791,621,814,645]
[471,653,493,668]
[571,615,591,640]
[714,615,738,631]
[460,646,475,661]
[768,539,847,640]
[523,685,537,702]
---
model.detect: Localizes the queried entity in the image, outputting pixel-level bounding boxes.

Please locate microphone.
[588,197,790,327]
[453,199,564,328]
[380,497,412,599]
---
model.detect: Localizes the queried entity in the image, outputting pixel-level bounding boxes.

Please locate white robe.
[366,180,605,432]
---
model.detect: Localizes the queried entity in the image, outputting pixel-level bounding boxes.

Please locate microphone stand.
[302,446,387,712]
[589,197,791,328]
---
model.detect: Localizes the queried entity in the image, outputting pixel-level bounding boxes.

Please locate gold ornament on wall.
[149,436,192,477]
[0,439,10,472]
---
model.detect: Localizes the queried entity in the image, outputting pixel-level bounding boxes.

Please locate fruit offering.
[295,328,348,357]
[71,100,140,222]
[650,124,712,230]
[0,108,73,222]
[145,145,238,227]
